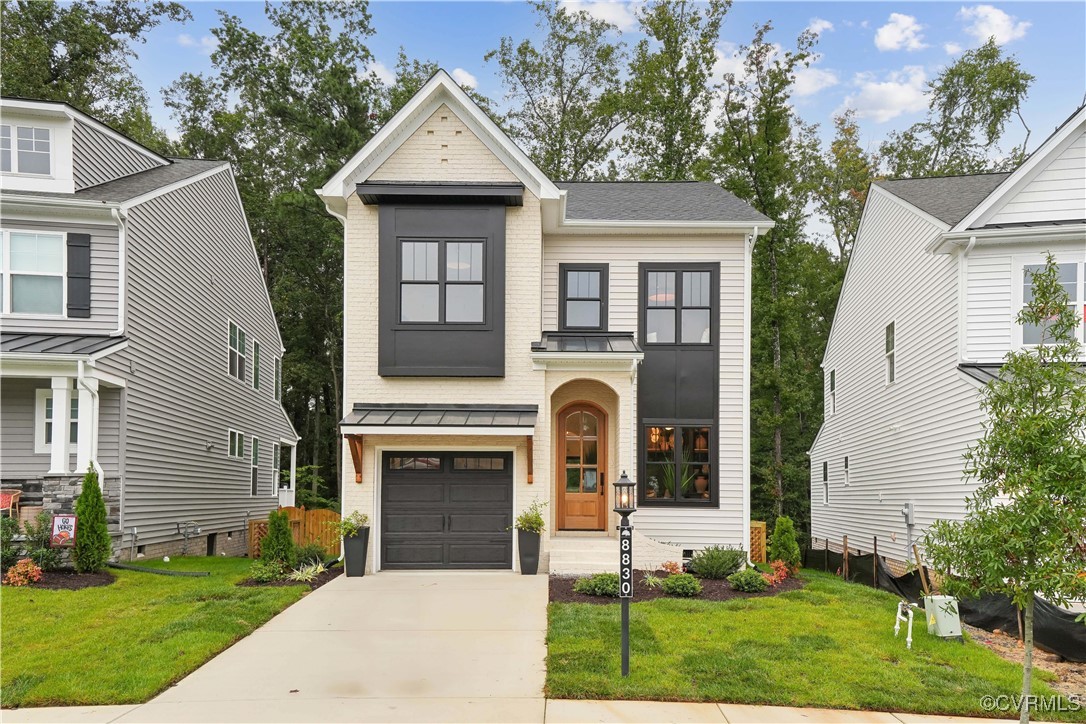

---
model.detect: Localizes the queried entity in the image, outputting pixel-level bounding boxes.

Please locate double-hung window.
[229,321,246,382]
[828,369,836,415]
[251,438,260,496]
[2,231,65,315]
[1,125,51,175]
[645,270,713,344]
[885,322,896,384]
[228,430,244,460]
[643,424,714,502]
[34,389,78,454]
[559,265,607,330]
[1022,262,1083,345]
[400,239,485,324]
[253,341,261,390]
[822,461,829,504]
[843,456,850,486]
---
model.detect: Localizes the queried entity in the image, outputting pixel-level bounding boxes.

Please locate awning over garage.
[340,403,538,435]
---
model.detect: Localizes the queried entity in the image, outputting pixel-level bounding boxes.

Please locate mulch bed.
[964,623,1086,700]
[23,569,116,590]
[549,569,804,605]
[237,565,343,591]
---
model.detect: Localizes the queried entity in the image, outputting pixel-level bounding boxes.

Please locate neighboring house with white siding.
[318,71,772,573]
[0,97,298,558]
[810,105,1086,567]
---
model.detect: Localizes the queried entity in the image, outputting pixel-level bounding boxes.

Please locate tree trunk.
[1019,595,1034,724]
[312,396,321,493]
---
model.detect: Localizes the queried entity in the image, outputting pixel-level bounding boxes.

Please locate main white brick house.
[318,71,771,573]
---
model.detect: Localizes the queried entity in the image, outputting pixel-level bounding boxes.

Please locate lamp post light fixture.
[613,471,637,677]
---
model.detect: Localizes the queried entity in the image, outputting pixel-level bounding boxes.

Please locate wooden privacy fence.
[248,506,341,559]
[750,520,767,564]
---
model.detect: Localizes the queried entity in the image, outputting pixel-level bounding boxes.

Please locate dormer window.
[1,125,52,175]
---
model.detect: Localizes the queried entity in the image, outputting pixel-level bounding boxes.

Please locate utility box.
[924,595,962,638]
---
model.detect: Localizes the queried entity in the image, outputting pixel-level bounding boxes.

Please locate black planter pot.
[343,527,370,577]
[518,529,541,575]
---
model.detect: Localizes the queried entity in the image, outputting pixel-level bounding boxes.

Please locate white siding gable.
[984,123,1086,227]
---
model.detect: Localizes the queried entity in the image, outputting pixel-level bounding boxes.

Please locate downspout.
[76,360,103,483]
[957,236,977,363]
[324,196,349,566]
[110,208,128,337]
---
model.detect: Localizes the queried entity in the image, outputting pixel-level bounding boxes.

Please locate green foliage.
[73,467,112,574]
[923,255,1086,723]
[881,39,1034,177]
[22,512,63,572]
[687,546,744,579]
[660,572,702,597]
[248,558,288,583]
[486,0,627,180]
[329,511,369,539]
[294,542,328,567]
[259,511,295,567]
[513,500,546,534]
[812,111,879,265]
[728,568,769,593]
[642,573,663,589]
[768,516,801,571]
[380,49,497,126]
[1,517,21,571]
[286,561,326,583]
[293,487,338,512]
[0,0,189,150]
[573,572,620,597]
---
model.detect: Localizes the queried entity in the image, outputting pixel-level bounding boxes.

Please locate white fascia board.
[954,108,1086,233]
[0,194,119,212]
[932,223,1086,254]
[340,425,535,437]
[318,70,559,203]
[530,352,643,372]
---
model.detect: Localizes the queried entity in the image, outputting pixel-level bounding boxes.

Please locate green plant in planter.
[661,572,702,597]
[329,511,369,538]
[513,500,546,534]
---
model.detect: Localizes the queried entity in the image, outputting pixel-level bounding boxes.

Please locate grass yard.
[1,557,307,708]
[547,570,1085,722]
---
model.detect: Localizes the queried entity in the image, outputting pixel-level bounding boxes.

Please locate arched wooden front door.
[556,403,607,530]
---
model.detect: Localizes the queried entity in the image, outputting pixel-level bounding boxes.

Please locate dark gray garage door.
[381,451,513,570]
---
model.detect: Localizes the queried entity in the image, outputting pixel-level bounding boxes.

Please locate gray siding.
[0,218,119,334]
[71,120,164,191]
[118,168,295,546]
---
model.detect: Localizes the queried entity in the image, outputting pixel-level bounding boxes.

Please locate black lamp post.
[613,471,637,677]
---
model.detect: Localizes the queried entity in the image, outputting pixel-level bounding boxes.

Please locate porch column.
[289,445,297,490]
[48,377,71,475]
[75,376,98,475]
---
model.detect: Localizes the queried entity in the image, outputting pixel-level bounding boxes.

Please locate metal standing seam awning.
[340,403,539,484]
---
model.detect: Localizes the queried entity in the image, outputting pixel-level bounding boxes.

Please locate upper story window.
[399,239,485,324]
[560,264,608,331]
[274,357,282,402]
[2,231,65,315]
[1022,262,1083,345]
[828,369,836,415]
[253,341,262,390]
[1,125,51,175]
[885,322,896,384]
[644,269,714,345]
[229,321,247,382]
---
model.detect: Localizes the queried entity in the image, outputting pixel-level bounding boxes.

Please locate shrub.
[328,511,369,538]
[573,572,620,597]
[661,572,703,597]
[249,559,288,582]
[295,542,328,567]
[762,559,792,587]
[513,500,546,535]
[688,546,745,579]
[4,558,42,587]
[260,511,296,566]
[643,573,663,589]
[22,512,62,571]
[73,466,112,573]
[286,561,326,582]
[768,516,801,572]
[728,567,769,593]
[1,517,20,571]
[661,560,683,575]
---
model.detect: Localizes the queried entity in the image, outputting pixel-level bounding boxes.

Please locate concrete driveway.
[112,572,548,723]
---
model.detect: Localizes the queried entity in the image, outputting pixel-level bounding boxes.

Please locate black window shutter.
[66,233,91,318]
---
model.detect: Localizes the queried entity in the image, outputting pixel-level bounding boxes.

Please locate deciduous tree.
[813,111,878,265]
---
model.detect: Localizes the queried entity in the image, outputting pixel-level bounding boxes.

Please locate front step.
[547,531,686,575]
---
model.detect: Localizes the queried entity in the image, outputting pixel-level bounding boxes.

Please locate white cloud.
[958,5,1031,45]
[794,65,840,97]
[874,13,927,51]
[860,20,870,29]
[944,41,964,55]
[451,68,478,89]
[367,60,395,86]
[840,66,929,123]
[713,43,747,81]
[808,18,834,36]
[177,33,217,55]
[559,0,638,32]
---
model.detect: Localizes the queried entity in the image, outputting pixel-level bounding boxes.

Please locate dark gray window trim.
[384,450,514,474]
[558,263,608,332]
[395,237,491,330]
[638,262,719,349]
[358,182,524,206]
[638,418,719,507]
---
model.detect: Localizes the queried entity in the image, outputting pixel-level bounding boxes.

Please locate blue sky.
[138,1,1084,155]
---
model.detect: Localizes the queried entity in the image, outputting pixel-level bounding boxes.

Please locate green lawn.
[1,557,307,708]
[547,570,1084,721]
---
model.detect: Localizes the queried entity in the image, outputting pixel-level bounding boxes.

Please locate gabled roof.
[558,181,771,224]
[874,173,1011,227]
[3,158,226,205]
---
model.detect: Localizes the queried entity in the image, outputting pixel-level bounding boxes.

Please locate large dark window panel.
[559,264,608,331]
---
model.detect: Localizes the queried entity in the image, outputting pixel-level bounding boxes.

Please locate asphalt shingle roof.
[2,158,225,204]
[875,173,1011,227]
[557,181,771,224]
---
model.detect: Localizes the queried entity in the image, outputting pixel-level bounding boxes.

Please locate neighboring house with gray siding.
[810,104,1086,568]
[0,97,298,558]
